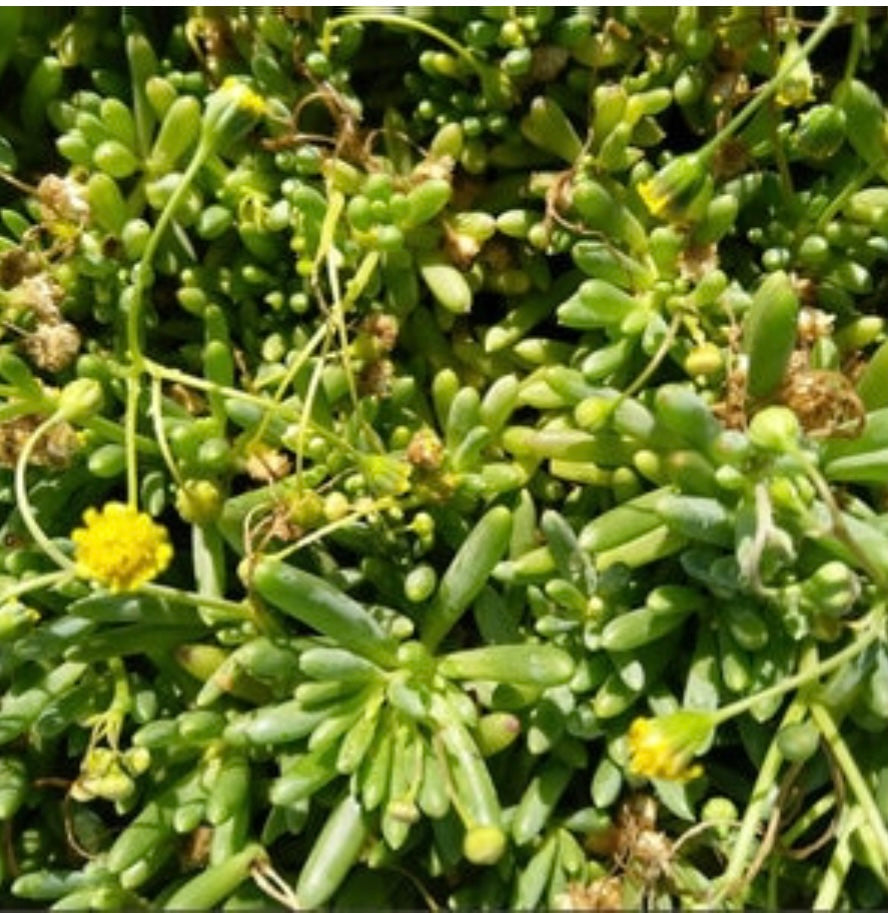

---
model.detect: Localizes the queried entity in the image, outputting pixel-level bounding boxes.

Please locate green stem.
[778,791,836,848]
[842,7,867,84]
[712,698,807,904]
[141,582,253,622]
[700,7,842,159]
[0,568,73,602]
[811,806,858,909]
[815,155,885,232]
[83,415,161,455]
[14,412,77,572]
[149,374,184,487]
[144,359,361,457]
[810,701,888,879]
[107,656,133,722]
[123,141,212,508]
[124,372,140,508]
[713,612,882,727]
[125,146,209,363]
[251,319,328,452]
[323,13,485,79]
[800,456,888,590]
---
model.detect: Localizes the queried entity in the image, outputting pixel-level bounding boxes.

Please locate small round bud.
[463,825,507,865]
[57,377,104,422]
[748,406,801,453]
[175,480,223,525]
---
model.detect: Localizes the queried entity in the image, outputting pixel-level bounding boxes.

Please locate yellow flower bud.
[638,153,711,223]
[627,710,715,781]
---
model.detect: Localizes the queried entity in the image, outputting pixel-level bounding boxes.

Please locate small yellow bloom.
[627,710,714,782]
[218,76,268,117]
[201,77,268,155]
[360,453,412,497]
[638,153,710,223]
[775,38,815,108]
[72,502,173,592]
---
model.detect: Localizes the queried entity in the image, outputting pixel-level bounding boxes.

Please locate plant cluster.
[2,6,888,909]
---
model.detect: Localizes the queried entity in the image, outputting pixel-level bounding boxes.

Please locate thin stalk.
[0,568,73,602]
[326,253,361,416]
[843,7,868,84]
[14,412,77,572]
[779,792,837,849]
[711,698,807,904]
[123,140,212,507]
[323,13,486,79]
[141,582,253,621]
[810,701,888,879]
[83,415,160,455]
[811,806,859,909]
[124,147,209,364]
[251,320,328,447]
[145,359,362,457]
[801,456,888,590]
[272,496,388,562]
[615,311,682,405]
[149,375,184,487]
[815,156,885,232]
[712,609,883,727]
[294,330,333,487]
[124,373,141,508]
[700,8,842,159]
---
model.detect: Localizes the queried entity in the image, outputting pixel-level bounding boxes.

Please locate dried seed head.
[0,414,79,468]
[406,427,445,471]
[711,137,751,181]
[778,368,865,438]
[554,877,624,911]
[244,443,292,483]
[679,242,718,283]
[359,358,394,397]
[443,226,481,269]
[797,306,834,346]
[37,174,90,226]
[22,321,81,372]
[43,420,81,466]
[360,313,399,354]
[0,248,40,289]
[11,274,64,322]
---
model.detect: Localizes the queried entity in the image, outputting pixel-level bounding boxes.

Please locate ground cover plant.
[2,6,888,909]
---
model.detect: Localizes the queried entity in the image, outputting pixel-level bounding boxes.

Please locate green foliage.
[1,6,888,910]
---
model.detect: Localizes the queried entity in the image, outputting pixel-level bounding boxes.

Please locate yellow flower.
[627,710,715,782]
[72,502,173,592]
[360,453,413,497]
[775,38,815,108]
[638,153,710,223]
[201,77,267,154]
[218,76,268,117]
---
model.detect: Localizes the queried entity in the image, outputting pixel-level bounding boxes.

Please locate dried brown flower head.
[22,322,81,372]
